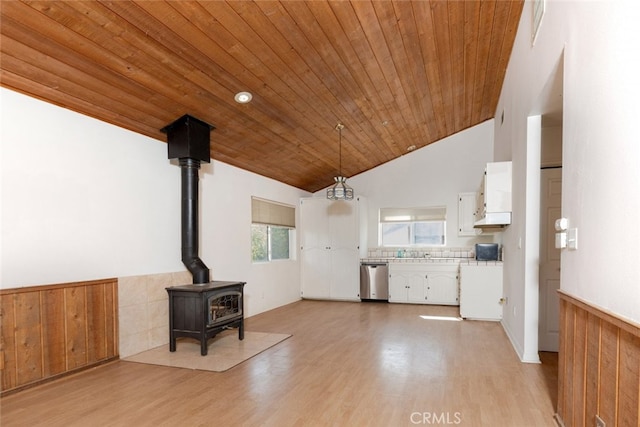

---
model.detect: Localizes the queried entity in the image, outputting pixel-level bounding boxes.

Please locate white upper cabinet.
[458,192,480,236]
[482,161,512,214]
[474,161,512,229]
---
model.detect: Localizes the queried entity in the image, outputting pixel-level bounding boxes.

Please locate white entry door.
[539,168,562,352]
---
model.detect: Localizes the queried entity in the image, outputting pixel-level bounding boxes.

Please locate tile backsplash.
[366,247,474,259]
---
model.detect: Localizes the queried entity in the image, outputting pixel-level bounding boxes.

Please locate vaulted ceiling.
[0,1,523,192]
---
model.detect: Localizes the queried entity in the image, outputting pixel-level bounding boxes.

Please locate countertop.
[361,257,503,266]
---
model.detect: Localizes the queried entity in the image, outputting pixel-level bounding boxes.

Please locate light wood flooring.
[1,300,558,426]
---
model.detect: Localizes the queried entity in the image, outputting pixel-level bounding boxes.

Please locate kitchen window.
[379,206,446,247]
[251,197,295,262]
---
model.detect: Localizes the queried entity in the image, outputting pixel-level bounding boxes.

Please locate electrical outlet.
[595,415,605,427]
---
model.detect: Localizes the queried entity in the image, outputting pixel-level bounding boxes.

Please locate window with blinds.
[379,206,446,247]
[251,197,295,262]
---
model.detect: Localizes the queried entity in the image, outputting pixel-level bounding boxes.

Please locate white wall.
[319,120,497,250]
[495,0,640,361]
[0,88,309,317]
[199,160,308,316]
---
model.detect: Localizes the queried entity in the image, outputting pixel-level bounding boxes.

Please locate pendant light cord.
[336,122,344,176]
[326,121,353,200]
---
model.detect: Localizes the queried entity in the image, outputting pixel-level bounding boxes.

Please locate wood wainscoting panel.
[104,282,117,358]
[0,279,118,395]
[571,307,588,427]
[557,296,566,418]
[560,297,574,422]
[41,288,67,377]
[87,284,107,362]
[65,286,88,370]
[557,291,640,427]
[599,321,620,425]
[0,293,17,390]
[584,313,601,426]
[618,330,640,427]
[14,292,43,387]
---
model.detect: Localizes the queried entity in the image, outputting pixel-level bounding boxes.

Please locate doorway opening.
[535,55,564,353]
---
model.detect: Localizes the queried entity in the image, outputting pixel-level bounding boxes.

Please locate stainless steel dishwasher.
[359,262,389,301]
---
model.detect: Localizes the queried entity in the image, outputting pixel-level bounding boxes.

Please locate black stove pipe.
[180,158,209,284]
[162,115,214,285]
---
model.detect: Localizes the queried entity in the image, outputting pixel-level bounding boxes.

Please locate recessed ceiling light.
[234,91,252,104]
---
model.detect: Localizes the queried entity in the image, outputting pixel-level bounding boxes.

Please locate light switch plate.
[568,228,578,250]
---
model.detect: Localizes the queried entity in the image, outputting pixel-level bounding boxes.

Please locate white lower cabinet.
[425,266,460,305]
[389,265,425,303]
[459,264,503,320]
[389,263,459,305]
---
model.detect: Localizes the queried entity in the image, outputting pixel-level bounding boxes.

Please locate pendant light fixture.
[327,122,354,201]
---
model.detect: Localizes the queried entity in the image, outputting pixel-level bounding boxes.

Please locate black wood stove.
[166,281,245,356]
[162,115,246,356]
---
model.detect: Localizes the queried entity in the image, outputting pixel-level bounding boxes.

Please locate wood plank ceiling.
[0,1,523,192]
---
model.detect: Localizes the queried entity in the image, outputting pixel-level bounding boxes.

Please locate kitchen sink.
[391,257,462,261]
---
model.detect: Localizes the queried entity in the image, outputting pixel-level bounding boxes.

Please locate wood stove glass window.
[208,291,242,326]
[251,197,295,263]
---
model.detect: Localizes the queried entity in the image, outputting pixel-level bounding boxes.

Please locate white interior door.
[539,168,562,351]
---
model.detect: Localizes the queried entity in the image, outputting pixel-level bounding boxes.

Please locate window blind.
[379,206,446,223]
[251,197,295,228]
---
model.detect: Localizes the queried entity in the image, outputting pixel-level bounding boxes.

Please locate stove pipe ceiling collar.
[162,115,215,284]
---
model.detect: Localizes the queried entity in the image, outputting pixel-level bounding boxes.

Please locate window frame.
[251,197,296,263]
[378,206,447,248]
[251,223,294,263]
